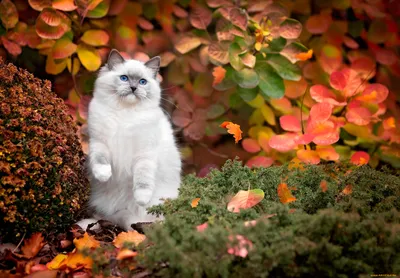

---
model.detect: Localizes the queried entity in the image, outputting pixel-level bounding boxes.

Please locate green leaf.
[267,37,287,52]
[229,93,244,108]
[207,104,226,119]
[233,68,259,89]
[229,42,244,71]
[267,54,301,81]
[237,87,258,102]
[87,0,110,18]
[255,63,284,99]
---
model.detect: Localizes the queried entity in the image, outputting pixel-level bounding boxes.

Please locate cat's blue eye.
[120,75,128,82]
[139,79,147,85]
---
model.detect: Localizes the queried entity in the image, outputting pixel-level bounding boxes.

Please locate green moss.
[140,160,400,277]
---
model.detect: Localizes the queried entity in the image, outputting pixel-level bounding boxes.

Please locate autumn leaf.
[342,184,353,195]
[191,197,200,208]
[73,232,100,251]
[227,235,253,258]
[227,189,264,213]
[175,35,202,54]
[320,180,328,192]
[116,249,138,260]
[81,29,110,46]
[0,0,19,29]
[220,121,242,143]
[196,222,208,232]
[63,251,93,269]
[76,43,101,71]
[212,66,226,86]
[350,151,370,165]
[297,149,320,164]
[296,49,313,61]
[113,230,146,248]
[277,183,297,204]
[280,115,302,132]
[242,138,261,153]
[46,253,68,270]
[21,233,45,259]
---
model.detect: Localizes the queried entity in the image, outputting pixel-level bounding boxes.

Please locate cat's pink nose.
[131,87,137,92]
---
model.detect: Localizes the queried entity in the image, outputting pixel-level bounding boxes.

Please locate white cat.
[77,49,181,231]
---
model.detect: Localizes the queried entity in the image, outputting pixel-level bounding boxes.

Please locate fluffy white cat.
[77,49,181,231]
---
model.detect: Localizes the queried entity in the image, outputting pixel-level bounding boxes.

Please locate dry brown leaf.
[21,233,45,259]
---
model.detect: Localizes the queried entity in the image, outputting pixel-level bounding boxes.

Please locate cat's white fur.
[77,50,181,231]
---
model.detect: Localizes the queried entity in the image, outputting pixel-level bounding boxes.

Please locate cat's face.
[95,49,161,107]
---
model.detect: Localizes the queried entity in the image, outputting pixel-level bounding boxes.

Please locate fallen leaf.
[320,180,328,192]
[277,183,297,204]
[220,121,243,143]
[212,66,226,86]
[227,235,253,258]
[196,222,208,232]
[73,232,100,251]
[191,198,200,208]
[46,253,68,270]
[21,233,45,259]
[350,151,370,165]
[227,189,264,213]
[116,249,138,260]
[113,231,146,248]
[342,184,352,195]
[63,251,92,269]
[296,49,313,61]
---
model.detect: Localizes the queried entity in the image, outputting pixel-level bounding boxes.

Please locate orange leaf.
[81,29,109,46]
[350,151,370,165]
[295,49,313,61]
[316,145,340,161]
[220,121,242,143]
[116,249,138,260]
[21,232,45,259]
[212,66,226,86]
[113,230,146,248]
[63,251,93,269]
[227,189,264,213]
[191,197,200,208]
[297,149,320,164]
[320,180,328,192]
[342,184,352,195]
[73,232,100,251]
[47,253,68,270]
[277,183,297,204]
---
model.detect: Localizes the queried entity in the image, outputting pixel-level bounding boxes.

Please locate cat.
[76,49,181,231]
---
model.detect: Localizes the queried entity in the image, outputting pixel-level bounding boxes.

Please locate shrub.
[0,59,88,243]
[137,160,400,277]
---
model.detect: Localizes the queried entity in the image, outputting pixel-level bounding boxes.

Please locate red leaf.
[297,149,320,164]
[280,115,301,132]
[284,78,307,99]
[310,85,346,106]
[269,133,297,152]
[190,5,212,30]
[227,235,253,258]
[309,103,332,123]
[229,8,248,31]
[196,222,208,232]
[1,37,21,56]
[350,151,370,165]
[277,183,296,204]
[305,13,332,34]
[242,138,261,153]
[245,156,274,168]
[343,36,359,49]
[172,110,191,128]
[357,83,389,104]
[227,189,264,213]
[330,71,347,91]
[346,107,372,126]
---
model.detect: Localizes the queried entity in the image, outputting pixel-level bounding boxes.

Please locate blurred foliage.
[0,59,88,243]
[1,0,400,174]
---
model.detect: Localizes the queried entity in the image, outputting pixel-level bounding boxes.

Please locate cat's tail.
[75,218,101,231]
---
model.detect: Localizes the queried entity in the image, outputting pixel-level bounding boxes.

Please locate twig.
[13,232,26,253]
[199,142,229,158]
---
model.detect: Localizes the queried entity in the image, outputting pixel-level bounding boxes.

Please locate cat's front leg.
[90,141,112,182]
[133,156,157,206]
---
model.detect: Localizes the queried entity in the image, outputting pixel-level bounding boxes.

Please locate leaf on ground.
[116,249,138,260]
[113,231,146,248]
[227,189,264,213]
[220,121,243,143]
[227,235,253,258]
[191,198,200,208]
[320,180,328,192]
[46,253,68,270]
[196,222,208,232]
[277,183,297,204]
[21,232,45,259]
[350,151,370,165]
[63,250,93,269]
[73,232,100,251]
[212,66,226,86]
[342,184,353,195]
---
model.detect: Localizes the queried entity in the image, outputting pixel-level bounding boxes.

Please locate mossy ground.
[134,160,400,277]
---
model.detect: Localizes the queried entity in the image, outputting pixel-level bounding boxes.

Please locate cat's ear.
[144,56,160,78]
[107,49,125,70]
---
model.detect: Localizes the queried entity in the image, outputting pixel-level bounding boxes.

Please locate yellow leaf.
[191,198,200,208]
[64,251,93,269]
[45,54,67,75]
[245,94,264,108]
[113,230,146,248]
[46,253,68,270]
[67,57,80,75]
[260,103,276,126]
[73,232,100,251]
[77,43,101,71]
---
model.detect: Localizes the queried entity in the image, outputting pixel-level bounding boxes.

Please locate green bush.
[0,60,88,243]
[139,161,400,277]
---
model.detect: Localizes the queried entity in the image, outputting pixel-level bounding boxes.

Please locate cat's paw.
[133,187,153,206]
[92,164,112,182]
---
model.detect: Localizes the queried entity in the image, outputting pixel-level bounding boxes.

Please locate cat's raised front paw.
[92,164,112,182]
[133,187,153,206]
